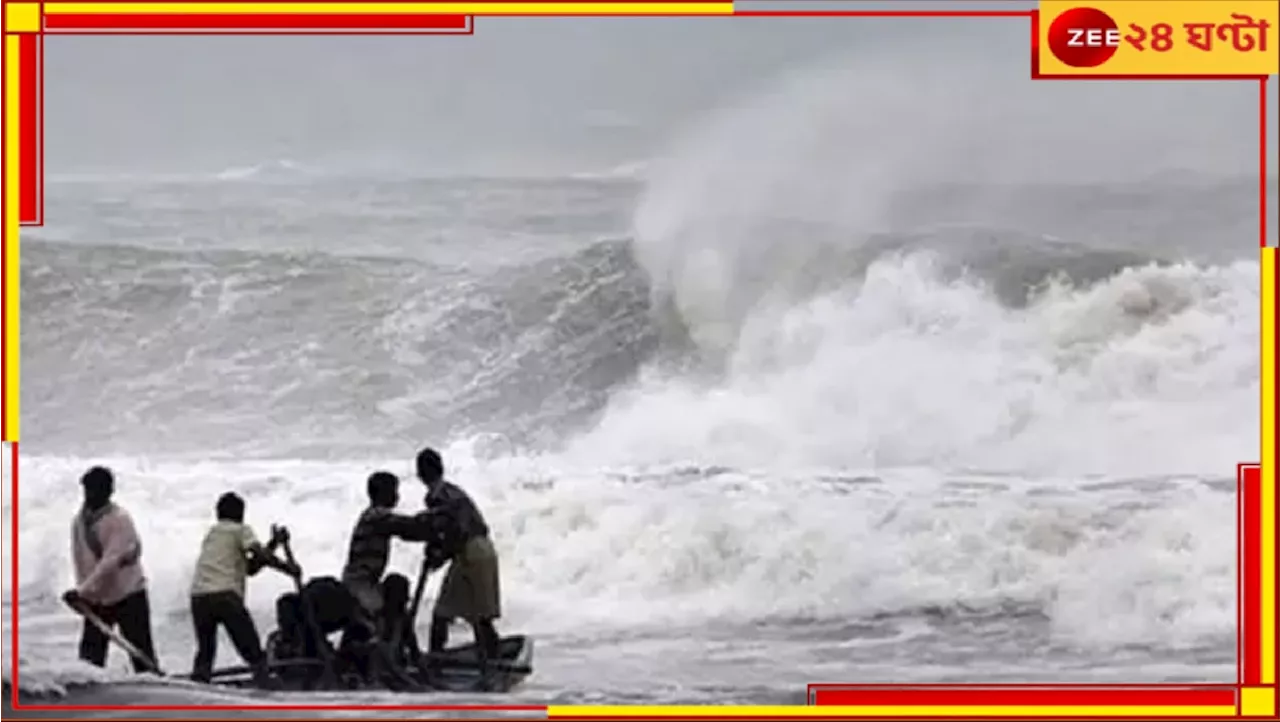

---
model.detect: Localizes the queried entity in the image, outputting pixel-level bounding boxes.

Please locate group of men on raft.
[63,447,505,691]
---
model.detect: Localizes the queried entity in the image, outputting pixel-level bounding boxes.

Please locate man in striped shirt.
[339,471,432,688]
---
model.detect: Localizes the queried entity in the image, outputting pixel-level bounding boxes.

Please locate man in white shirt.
[189,492,298,686]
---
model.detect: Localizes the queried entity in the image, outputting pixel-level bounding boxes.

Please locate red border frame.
[2,2,1275,716]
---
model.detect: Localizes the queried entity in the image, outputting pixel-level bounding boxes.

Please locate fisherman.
[64,466,161,674]
[339,471,433,688]
[188,492,299,686]
[415,447,503,688]
[266,575,356,688]
[271,576,353,662]
[379,573,424,673]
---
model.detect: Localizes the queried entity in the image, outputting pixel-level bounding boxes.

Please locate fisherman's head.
[382,573,411,610]
[216,492,246,523]
[416,447,444,487]
[367,471,401,508]
[80,466,115,510]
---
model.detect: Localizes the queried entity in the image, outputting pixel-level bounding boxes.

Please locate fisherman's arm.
[69,519,79,580]
[370,509,436,543]
[244,525,300,578]
[67,521,87,602]
[428,484,488,540]
[263,524,287,554]
[76,511,140,598]
[425,537,452,571]
[246,547,299,578]
[425,489,487,556]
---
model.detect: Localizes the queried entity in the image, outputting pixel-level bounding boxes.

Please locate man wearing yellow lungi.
[416,447,503,689]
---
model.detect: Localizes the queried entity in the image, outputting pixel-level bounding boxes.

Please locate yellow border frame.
[3,35,16,439]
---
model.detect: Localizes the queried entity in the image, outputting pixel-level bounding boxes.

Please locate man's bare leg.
[470,619,500,691]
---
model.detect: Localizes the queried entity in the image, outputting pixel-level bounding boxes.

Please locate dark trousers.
[78,588,160,674]
[190,590,265,682]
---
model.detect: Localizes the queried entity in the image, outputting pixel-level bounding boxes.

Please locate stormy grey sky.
[43,9,1279,181]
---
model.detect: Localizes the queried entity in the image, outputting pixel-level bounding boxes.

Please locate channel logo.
[1039,1,1276,77]
[1046,6,1122,68]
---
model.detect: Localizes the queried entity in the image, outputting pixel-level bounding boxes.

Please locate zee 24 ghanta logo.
[1046,5,1271,68]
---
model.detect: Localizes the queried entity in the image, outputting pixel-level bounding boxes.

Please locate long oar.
[279,538,339,687]
[407,548,435,631]
[64,598,163,676]
[395,547,439,671]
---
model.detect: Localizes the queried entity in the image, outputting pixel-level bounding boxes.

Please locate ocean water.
[3,22,1276,713]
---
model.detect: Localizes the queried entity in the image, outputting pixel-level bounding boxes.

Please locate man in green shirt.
[189,492,297,686]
